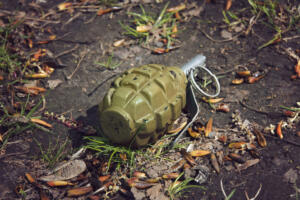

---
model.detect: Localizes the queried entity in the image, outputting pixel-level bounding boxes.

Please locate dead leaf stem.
[67,50,88,80]
[239,99,282,118]
[55,44,80,59]
[200,29,243,43]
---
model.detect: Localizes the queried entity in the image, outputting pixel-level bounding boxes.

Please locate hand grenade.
[99,55,220,147]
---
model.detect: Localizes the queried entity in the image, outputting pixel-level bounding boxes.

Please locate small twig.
[283,47,300,61]
[54,44,80,59]
[245,184,262,200]
[0,151,28,159]
[0,9,61,24]
[282,35,300,42]
[62,12,82,28]
[263,133,300,147]
[200,29,243,43]
[245,11,261,36]
[85,14,98,24]
[66,49,88,80]
[239,99,282,118]
[216,65,242,76]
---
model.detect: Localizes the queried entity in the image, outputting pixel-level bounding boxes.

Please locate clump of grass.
[247,0,300,49]
[84,136,140,173]
[120,2,180,50]
[0,19,50,147]
[167,172,205,200]
[0,95,45,150]
[95,53,122,70]
[34,136,70,169]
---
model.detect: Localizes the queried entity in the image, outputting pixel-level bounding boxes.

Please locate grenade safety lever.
[172,55,220,145]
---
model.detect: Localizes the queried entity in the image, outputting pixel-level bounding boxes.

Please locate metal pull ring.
[189,64,220,98]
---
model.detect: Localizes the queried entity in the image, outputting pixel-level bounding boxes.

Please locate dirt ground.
[0,0,300,199]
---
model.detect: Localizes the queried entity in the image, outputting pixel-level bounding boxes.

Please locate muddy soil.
[1,0,300,199]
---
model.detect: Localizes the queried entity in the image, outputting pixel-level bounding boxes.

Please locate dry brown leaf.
[216,103,230,112]
[43,65,55,75]
[152,48,169,54]
[204,117,213,137]
[237,70,251,77]
[225,0,232,10]
[295,60,300,77]
[97,8,112,16]
[171,159,186,171]
[120,153,127,161]
[133,172,147,179]
[25,73,49,79]
[253,128,267,147]
[218,135,227,144]
[67,186,93,197]
[40,189,51,200]
[228,141,247,149]
[47,180,74,187]
[49,35,56,40]
[167,3,186,12]
[247,75,265,84]
[15,86,46,95]
[146,177,161,183]
[187,127,200,138]
[237,159,260,171]
[58,2,72,11]
[211,153,220,173]
[28,39,33,48]
[136,25,152,33]
[189,150,211,157]
[25,173,36,184]
[231,78,244,85]
[202,97,224,104]
[113,39,125,47]
[162,173,180,180]
[229,153,245,164]
[276,120,283,139]
[168,117,187,134]
[181,149,196,165]
[98,175,110,183]
[30,118,52,128]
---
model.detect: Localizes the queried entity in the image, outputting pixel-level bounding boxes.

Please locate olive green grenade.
[99,55,220,147]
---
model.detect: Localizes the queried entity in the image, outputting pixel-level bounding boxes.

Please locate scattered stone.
[146,168,159,178]
[272,157,288,167]
[220,30,232,39]
[146,183,168,200]
[283,168,298,183]
[184,168,196,179]
[131,187,146,200]
[237,159,260,171]
[234,24,245,32]
[47,79,63,89]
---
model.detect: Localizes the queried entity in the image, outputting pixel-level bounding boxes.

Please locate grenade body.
[99,64,187,147]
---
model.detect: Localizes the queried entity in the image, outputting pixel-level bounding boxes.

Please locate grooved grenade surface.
[99,64,187,147]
